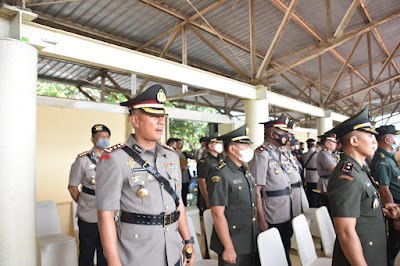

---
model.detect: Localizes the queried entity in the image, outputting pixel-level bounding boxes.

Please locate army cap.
[218,125,252,144]
[91,124,111,136]
[120,84,167,115]
[318,130,337,143]
[376,125,400,136]
[206,133,222,145]
[260,114,289,131]
[332,107,378,139]
[306,138,316,143]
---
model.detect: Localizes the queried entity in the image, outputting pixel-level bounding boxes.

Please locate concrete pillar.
[0,38,38,264]
[0,5,38,265]
[317,110,333,135]
[245,85,269,148]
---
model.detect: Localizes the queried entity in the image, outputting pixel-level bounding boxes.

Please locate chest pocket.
[390,166,400,182]
[231,180,249,204]
[84,166,96,182]
[128,172,152,205]
[361,185,381,217]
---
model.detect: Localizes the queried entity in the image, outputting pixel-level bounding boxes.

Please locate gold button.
[141,180,145,185]
[252,203,254,207]
[252,218,256,222]
[232,225,237,229]
[134,234,139,239]
[238,186,242,190]
[369,241,373,246]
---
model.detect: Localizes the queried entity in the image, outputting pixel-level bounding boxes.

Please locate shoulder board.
[216,161,227,170]
[256,145,266,153]
[104,143,125,153]
[77,151,89,157]
[162,144,176,152]
[341,161,353,174]
[379,153,385,159]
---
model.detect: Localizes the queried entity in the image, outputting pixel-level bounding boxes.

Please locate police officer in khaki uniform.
[197,136,223,209]
[328,107,387,266]
[316,131,337,208]
[96,85,195,266]
[208,125,259,266]
[249,115,295,265]
[302,138,319,207]
[370,125,400,266]
[68,124,110,266]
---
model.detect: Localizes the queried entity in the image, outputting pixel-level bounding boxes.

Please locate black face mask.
[274,131,287,145]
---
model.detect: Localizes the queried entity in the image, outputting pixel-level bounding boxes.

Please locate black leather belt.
[265,182,301,197]
[121,211,180,227]
[305,168,317,171]
[82,186,95,195]
[320,175,330,179]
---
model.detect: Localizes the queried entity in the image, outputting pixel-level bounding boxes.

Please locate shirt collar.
[377,147,394,159]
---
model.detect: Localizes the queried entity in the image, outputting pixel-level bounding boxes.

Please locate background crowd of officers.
[68,83,400,266]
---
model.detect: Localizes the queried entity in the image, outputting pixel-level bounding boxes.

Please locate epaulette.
[256,145,266,153]
[77,151,90,157]
[162,144,176,152]
[216,161,226,170]
[104,143,125,153]
[341,161,353,174]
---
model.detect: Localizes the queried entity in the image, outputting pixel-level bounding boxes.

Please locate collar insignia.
[342,162,353,174]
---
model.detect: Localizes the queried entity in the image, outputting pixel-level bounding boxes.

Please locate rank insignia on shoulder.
[379,153,385,158]
[77,151,89,157]
[211,175,221,183]
[104,143,125,153]
[216,162,226,170]
[342,162,353,174]
[100,154,110,161]
[256,145,265,153]
[338,175,353,181]
[198,159,205,163]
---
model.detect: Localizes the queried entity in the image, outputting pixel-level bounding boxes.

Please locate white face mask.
[235,147,254,163]
[214,143,223,154]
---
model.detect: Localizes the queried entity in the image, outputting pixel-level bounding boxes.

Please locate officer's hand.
[258,222,269,232]
[383,203,400,219]
[183,244,195,266]
[222,246,237,264]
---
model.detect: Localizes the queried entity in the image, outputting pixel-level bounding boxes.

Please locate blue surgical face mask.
[96,138,110,149]
[391,137,400,151]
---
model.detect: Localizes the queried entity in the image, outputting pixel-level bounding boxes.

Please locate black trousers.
[269,221,293,266]
[306,182,319,208]
[78,218,107,266]
[182,182,189,206]
[388,220,400,266]
[218,252,260,266]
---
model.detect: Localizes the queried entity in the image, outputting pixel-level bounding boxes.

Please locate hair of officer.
[307,141,315,149]
[166,138,177,146]
[223,141,235,152]
[263,126,276,139]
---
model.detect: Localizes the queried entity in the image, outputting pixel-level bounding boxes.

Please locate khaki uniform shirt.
[371,148,400,202]
[302,147,319,184]
[317,149,336,192]
[96,135,182,266]
[208,157,258,255]
[328,154,387,266]
[280,148,303,217]
[69,148,99,223]
[249,141,292,224]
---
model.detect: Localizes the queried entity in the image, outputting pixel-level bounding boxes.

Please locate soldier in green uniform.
[370,125,400,266]
[207,125,260,266]
[68,124,110,266]
[96,85,195,266]
[327,107,387,266]
[197,136,223,209]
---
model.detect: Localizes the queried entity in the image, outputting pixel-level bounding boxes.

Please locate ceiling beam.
[333,0,360,38]
[249,0,256,79]
[265,10,400,78]
[167,90,209,101]
[256,0,298,79]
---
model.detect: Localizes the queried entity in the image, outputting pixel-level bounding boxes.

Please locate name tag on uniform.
[233,179,243,185]
[132,167,147,173]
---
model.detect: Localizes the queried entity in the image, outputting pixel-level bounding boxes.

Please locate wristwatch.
[182,236,194,245]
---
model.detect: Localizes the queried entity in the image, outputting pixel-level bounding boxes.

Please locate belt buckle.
[163,212,172,226]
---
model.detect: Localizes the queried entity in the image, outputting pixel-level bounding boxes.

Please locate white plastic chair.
[186,205,202,235]
[36,201,78,266]
[292,214,331,266]
[203,209,218,259]
[186,216,217,266]
[258,228,288,266]
[315,207,335,258]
